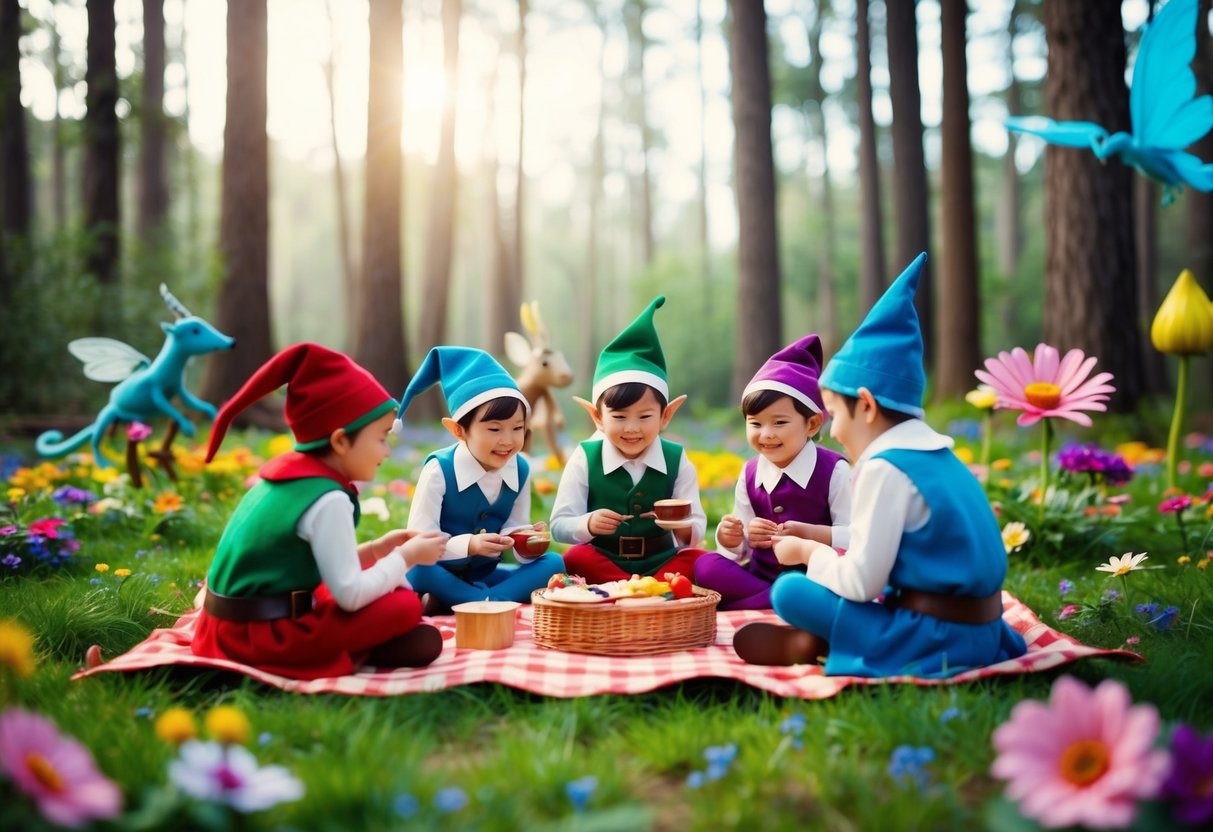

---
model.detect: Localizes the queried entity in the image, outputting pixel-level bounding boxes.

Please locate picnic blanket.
[72,592,1138,699]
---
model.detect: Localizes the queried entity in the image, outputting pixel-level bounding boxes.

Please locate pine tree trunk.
[83,0,120,288]
[728,0,782,397]
[354,0,408,392]
[625,0,654,267]
[1189,0,1213,399]
[696,0,711,322]
[202,0,273,408]
[855,0,885,312]
[936,0,982,399]
[51,12,66,228]
[803,3,838,356]
[997,1,1023,278]
[138,0,169,241]
[323,0,357,348]
[582,8,609,385]
[1041,0,1142,411]
[886,0,933,365]
[1135,177,1168,393]
[0,0,29,302]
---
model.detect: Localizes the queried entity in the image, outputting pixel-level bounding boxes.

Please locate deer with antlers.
[504,301,574,465]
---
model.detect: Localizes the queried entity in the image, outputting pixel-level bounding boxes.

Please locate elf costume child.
[191,343,448,679]
[395,347,564,610]
[549,296,714,583]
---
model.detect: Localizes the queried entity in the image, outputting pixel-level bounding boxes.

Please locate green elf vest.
[207,477,360,597]
[584,437,683,575]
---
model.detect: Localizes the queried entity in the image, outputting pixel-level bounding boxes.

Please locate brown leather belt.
[604,534,673,559]
[886,588,1003,625]
[203,589,313,622]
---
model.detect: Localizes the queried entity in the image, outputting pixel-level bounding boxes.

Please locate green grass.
[2,413,1212,830]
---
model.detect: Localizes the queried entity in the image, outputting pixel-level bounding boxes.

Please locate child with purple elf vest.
[693,334,851,610]
[733,254,1028,676]
[190,343,449,680]
[395,347,564,613]
[550,296,713,584]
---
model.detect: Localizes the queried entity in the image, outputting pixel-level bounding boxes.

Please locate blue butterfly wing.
[1005,116,1108,148]
[1167,150,1213,190]
[1129,0,1211,149]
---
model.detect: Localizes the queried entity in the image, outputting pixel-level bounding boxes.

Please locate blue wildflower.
[135,707,153,719]
[1148,606,1179,630]
[947,419,982,441]
[1104,588,1122,602]
[565,776,597,812]
[887,745,935,791]
[392,793,420,819]
[1135,602,1160,617]
[939,707,962,723]
[2,554,20,569]
[258,731,272,746]
[779,714,806,736]
[703,744,737,768]
[686,771,706,789]
[1058,579,1074,597]
[52,486,97,506]
[434,786,467,813]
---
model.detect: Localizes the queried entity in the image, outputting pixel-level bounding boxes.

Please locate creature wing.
[68,338,151,383]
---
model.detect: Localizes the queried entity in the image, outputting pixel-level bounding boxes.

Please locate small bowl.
[652,499,692,521]
[509,532,551,557]
[451,601,521,650]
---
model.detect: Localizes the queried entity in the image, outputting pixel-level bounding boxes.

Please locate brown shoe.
[422,593,453,617]
[367,624,445,668]
[732,622,827,666]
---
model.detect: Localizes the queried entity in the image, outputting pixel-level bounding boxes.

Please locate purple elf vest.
[744,445,844,581]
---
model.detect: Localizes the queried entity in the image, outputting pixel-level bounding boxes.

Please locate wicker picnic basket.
[529,587,721,656]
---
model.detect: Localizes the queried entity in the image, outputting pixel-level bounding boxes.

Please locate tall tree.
[323,0,357,345]
[935,0,982,398]
[486,5,524,357]
[138,0,168,241]
[728,0,782,396]
[353,0,408,391]
[49,4,67,228]
[1135,176,1168,392]
[696,0,711,321]
[801,3,838,356]
[624,0,655,267]
[997,0,1023,278]
[886,0,933,363]
[83,0,120,287]
[1190,0,1213,293]
[855,0,885,312]
[201,0,272,406]
[581,4,610,384]
[1041,0,1142,410]
[0,0,29,302]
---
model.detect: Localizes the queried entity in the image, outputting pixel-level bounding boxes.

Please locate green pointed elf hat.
[591,296,669,403]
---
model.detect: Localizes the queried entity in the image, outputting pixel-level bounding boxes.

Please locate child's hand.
[587,509,633,536]
[772,535,814,566]
[716,515,744,549]
[748,517,781,549]
[397,531,448,567]
[469,533,512,556]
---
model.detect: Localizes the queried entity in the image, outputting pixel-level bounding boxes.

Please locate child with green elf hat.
[732,255,1028,675]
[549,296,716,583]
[190,343,449,679]
[393,347,565,613]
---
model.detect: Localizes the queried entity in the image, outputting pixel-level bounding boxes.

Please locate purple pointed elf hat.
[742,334,826,416]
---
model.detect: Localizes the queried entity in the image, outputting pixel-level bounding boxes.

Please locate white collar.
[856,419,953,468]
[600,437,668,475]
[754,442,818,492]
[453,442,519,492]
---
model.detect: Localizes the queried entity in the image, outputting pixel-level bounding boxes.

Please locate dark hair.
[457,396,527,431]
[598,382,668,412]
[740,388,817,419]
[836,392,915,425]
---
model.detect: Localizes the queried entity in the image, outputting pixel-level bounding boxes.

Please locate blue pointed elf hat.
[393,347,529,432]
[819,253,927,418]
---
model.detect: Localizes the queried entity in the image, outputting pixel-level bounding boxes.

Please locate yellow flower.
[1001,522,1031,554]
[154,707,198,744]
[1199,558,1209,571]
[267,434,295,457]
[152,492,183,514]
[992,458,1013,471]
[205,705,251,745]
[95,563,110,573]
[113,568,131,577]
[1151,269,1213,355]
[91,467,119,484]
[6,487,25,501]
[1178,556,1191,565]
[965,385,998,410]
[1095,552,1149,577]
[953,447,974,465]
[0,618,37,677]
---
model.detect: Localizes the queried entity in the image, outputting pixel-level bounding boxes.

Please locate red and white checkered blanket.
[72,592,1138,699]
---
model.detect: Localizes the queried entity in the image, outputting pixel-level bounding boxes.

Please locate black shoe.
[732,622,827,666]
[367,624,445,668]
[422,593,453,617]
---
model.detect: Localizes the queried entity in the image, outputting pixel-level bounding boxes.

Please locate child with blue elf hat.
[395,347,564,612]
[733,254,1028,675]
[550,296,714,583]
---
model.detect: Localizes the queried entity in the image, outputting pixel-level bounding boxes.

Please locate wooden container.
[530,588,720,656]
[452,601,521,650]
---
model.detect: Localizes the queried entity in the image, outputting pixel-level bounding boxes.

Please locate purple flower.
[51,487,97,507]
[0,525,18,536]
[126,422,153,442]
[1135,603,1160,617]
[1148,606,1179,631]
[1058,579,1074,597]
[1161,725,1213,826]
[1104,589,1122,602]
[2,554,20,569]
[1056,443,1134,485]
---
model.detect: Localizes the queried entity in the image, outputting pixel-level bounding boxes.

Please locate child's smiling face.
[597,387,666,460]
[745,396,822,468]
[460,401,527,471]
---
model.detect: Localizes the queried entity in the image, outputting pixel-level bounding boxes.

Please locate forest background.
[1,0,1212,432]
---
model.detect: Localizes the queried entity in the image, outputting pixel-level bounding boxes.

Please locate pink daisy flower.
[0,708,123,828]
[991,676,1169,829]
[975,343,1115,428]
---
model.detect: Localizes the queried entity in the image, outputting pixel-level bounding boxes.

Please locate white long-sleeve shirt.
[714,441,852,562]
[803,419,952,602]
[297,491,408,610]
[405,443,539,562]
[549,438,707,545]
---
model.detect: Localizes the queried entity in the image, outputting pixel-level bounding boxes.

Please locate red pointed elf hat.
[206,343,397,462]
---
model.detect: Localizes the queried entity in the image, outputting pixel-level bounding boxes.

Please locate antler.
[160,284,192,319]
[522,300,550,348]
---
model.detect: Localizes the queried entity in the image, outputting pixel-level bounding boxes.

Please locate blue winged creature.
[1006,0,1213,206]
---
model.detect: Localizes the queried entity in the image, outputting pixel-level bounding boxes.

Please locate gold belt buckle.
[618,536,645,558]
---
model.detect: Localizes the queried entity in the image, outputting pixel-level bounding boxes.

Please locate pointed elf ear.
[329,427,352,455]
[660,394,688,429]
[441,417,465,441]
[856,388,880,424]
[572,396,602,431]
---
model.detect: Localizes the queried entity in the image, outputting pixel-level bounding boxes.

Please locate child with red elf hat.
[190,343,449,679]
[694,333,851,610]
[732,254,1027,675]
